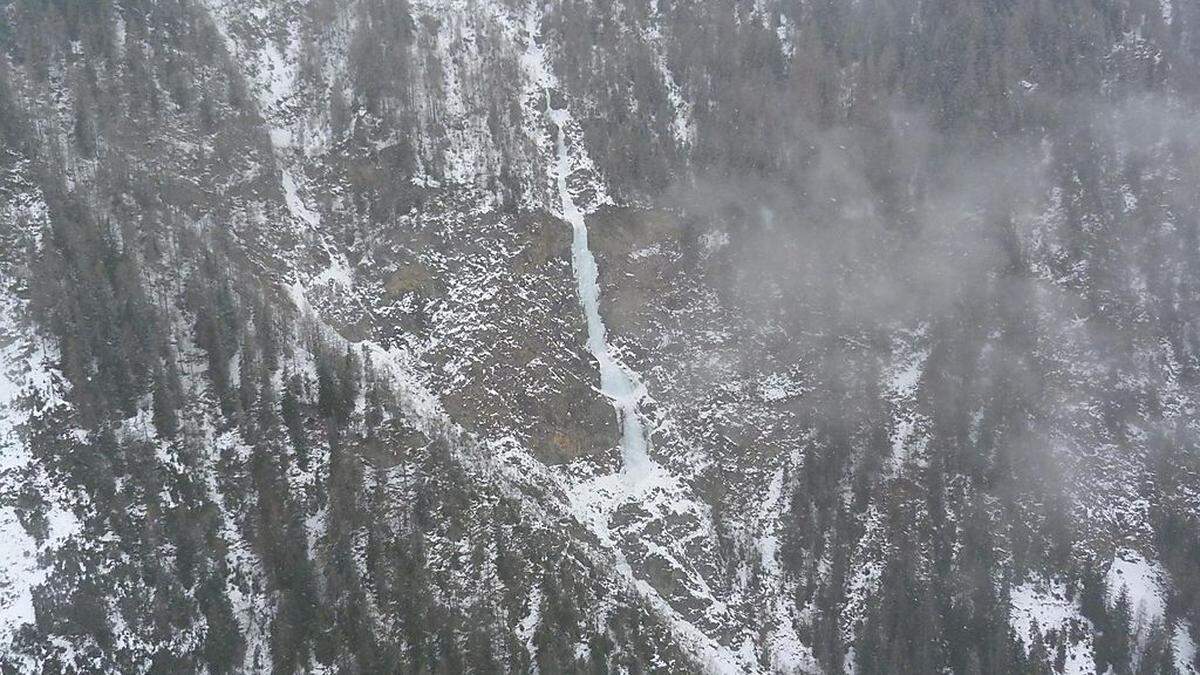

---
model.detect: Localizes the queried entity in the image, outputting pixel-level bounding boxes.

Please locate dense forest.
[0,0,1197,672]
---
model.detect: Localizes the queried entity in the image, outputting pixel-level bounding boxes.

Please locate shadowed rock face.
[353,193,621,465]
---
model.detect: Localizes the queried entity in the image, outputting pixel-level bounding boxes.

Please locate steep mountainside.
[0,0,1199,673]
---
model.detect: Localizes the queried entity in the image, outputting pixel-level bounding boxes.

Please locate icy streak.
[548,106,652,480]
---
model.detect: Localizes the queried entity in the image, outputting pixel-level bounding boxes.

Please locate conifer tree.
[151,361,178,439]
[1110,584,1134,674]
[281,372,307,467]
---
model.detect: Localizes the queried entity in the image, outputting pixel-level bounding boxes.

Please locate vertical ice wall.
[548,106,652,480]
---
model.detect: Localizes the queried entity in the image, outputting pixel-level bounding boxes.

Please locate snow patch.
[1011,580,1096,674]
[758,372,804,403]
[0,191,79,653]
[886,325,929,472]
[700,230,730,255]
[754,466,818,672]
[1106,550,1167,626]
[1173,623,1197,673]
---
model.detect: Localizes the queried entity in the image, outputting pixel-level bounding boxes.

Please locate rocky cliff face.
[0,0,1198,673]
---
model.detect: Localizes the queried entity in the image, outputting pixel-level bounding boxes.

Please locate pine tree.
[465,621,501,674]
[330,76,349,140]
[436,627,464,675]
[151,361,179,439]
[257,366,277,432]
[73,97,96,158]
[254,300,279,372]
[1135,618,1177,675]
[197,570,243,673]
[238,330,257,418]
[1027,622,1054,675]
[317,352,338,423]
[335,346,359,426]
[281,372,308,468]
[1110,584,1134,674]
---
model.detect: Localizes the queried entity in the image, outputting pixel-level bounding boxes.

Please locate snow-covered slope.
[1,0,1199,672]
